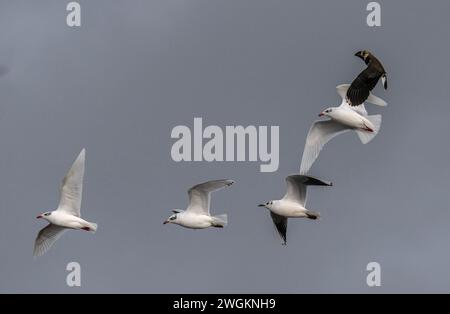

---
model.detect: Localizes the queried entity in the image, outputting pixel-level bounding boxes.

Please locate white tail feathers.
[212,214,228,228]
[356,114,382,144]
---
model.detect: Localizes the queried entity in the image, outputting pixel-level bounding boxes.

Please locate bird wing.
[300,120,350,174]
[283,175,308,205]
[186,179,234,215]
[337,84,386,107]
[33,224,67,257]
[283,174,332,205]
[347,66,384,106]
[346,75,371,107]
[270,212,287,245]
[57,149,85,217]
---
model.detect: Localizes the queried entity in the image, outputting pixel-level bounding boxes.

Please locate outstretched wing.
[299,120,349,174]
[270,213,287,245]
[337,84,387,107]
[283,175,332,206]
[57,149,85,217]
[33,224,67,257]
[186,179,234,215]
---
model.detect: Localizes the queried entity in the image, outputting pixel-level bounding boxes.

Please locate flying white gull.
[299,84,386,174]
[34,149,97,257]
[258,175,332,245]
[164,179,234,229]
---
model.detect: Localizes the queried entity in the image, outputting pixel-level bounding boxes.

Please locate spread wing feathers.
[346,76,371,107]
[33,224,67,257]
[347,67,384,106]
[283,175,332,206]
[57,149,86,217]
[186,179,234,215]
[299,120,350,174]
[337,84,386,107]
[270,212,288,245]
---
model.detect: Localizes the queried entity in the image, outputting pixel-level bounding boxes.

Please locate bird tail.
[306,210,320,220]
[211,214,227,228]
[355,114,382,144]
[87,222,98,233]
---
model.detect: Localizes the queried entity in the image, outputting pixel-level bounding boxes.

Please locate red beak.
[318,112,324,117]
[163,220,169,224]
[36,215,42,219]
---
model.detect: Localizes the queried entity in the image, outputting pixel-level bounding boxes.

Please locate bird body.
[164,179,234,229]
[38,210,96,231]
[264,200,310,218]
[167,211,218,229]
[321,106,375,132]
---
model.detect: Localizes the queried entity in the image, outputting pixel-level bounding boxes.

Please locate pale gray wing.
[299,120,349,174]
[270,212,287,245]
[33,224,67,257]
[283,175,332,206]
[283,175,307,205]
[57,149,85,217]
[186,179,234,215]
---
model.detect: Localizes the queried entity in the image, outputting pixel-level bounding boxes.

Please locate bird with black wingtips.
[346,50,387,107]
[258,175,332,245]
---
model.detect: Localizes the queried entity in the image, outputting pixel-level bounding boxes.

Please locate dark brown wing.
[270,212,288,245]
[347,67,383,106]
[346,75,370,106]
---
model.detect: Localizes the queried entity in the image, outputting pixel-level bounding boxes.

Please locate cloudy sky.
[0,0,449,293]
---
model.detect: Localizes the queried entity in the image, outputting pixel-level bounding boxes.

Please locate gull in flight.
[163,179,234,229]
[34,149,97,257]
[258,175,332,245]
[299,84,386,174]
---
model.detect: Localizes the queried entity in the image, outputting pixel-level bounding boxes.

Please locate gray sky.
[0,0,449,293]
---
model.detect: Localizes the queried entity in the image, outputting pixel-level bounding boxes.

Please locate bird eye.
[170,216,176,221]
[44,213,51,216]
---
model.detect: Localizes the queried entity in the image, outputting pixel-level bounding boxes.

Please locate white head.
[163,212,180,225]
[36,211,53,222]
[318,107,336,118]
[258,200,277,210]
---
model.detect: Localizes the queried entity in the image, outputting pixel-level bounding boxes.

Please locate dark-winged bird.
[346,50,387,106]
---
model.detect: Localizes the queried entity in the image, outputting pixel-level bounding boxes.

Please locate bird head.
[355,50,371,62]
[258,201,274,209]
[163,213,178,225]
[319,107,334,117]
[36,211,52,220]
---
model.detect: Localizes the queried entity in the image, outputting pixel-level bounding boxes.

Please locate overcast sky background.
[0,0,449,293]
